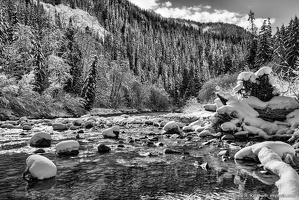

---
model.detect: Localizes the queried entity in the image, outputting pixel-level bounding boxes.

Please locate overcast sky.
[127,0,299,32]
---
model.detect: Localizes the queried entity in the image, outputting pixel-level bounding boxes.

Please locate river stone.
[203,104,217,112]
[103,126,120,139]
[19,117,28,122]
[198,130,213,137]
[221,134,235,141]
[52,123,68,131]
[164,148,181,154]
[182,126,194,132]
[23,154,57,180]
[70,125,80,130]
[144,120,154,125]
[30,132,51,147]
[33,149,46,154]
[22,124,32,130]
[56,140,80,156]
[97,144,111,153]
[1,123,15,129]
[84,121,95,129]
[163,121,182,135]
[72,119,83,127]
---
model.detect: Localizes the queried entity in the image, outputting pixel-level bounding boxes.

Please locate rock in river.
[103,126,120,139]
[23,154,57,180]
[30,132,51,147]
[97,144,111,153]
[56,140,80,156]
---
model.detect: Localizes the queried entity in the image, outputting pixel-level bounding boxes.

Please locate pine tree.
[246,10,258,70]
[256,19,273,67]
[33,38,48,94]
[285,16,299,72]
[63,18,83,95]
[81,56,97,111]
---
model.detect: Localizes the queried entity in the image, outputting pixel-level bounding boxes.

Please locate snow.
[221,122,236,132]
[33,0,107,39]
[102,126,120,138]
[234,141,295,160]
[254,66,272,77]
[242,124,271,139]
[56,140,79,153]
[163,121,180,131]
[26,154,57,180]
[242,96,299,110]
[237,72,254,81]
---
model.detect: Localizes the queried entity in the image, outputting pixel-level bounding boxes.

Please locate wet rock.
[5,121,18,126]
[72,119,83,127]
[203,104,217,112]
[70,125,81,130]
[103,126,120,139]
[155,142,164,147]
[218,150,229,157]
[56,140,80,156]
[117,144,125,148]
[78,130,84,134]
[221,134,235,141]
[163,121,182,135]
[84,121,95,129]
[52,123,68,131]
[164,148,181,154]
[30,132,51,147]
[159,120,169,127]
[195,126,205,133]
[33,149,46,154]
[182,126,194,132]
[1,123,15,129]
[22,124,32,130]
[198,130,213,137]
[62,119,71,124]
[97,144,111,153]
[19,117,28,122]
[144,120,154,125]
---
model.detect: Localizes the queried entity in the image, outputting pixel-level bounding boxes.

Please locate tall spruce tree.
[81,56,97,111]
[246,10,258,70]
[285,16,299,72]
[63,18,83,95]
[256,19,273,67]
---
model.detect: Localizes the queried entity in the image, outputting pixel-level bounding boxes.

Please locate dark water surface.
[0,116,281,200]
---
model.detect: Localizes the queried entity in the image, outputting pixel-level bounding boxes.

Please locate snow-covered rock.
[30,132,51,147]
[221,122,237,132]
[237,72,254,81]
[234,141,295,161]
[255,66,272,77]
[23,155,57,180]
[162,121,181,135]
[102,126,120,139]
[56,140,80,156]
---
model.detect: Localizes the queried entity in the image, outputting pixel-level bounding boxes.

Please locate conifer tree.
[63,18,83,95]
[285,16,299,72]
[256,19,273,67]
[81,56,97,111]
[246,10,258,70]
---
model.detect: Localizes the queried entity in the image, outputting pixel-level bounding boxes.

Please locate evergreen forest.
[1,0,299,118]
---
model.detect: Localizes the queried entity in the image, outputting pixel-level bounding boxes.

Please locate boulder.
[52,123,68,131]
[84,121,95,129]
[72,119,83,127]
[162,121,182,135]
[102,126,120,139]
[23,154,56,180]
[204,104,217,112]
[1,123,15,129]
[56,140,80,156]
[97,144,111,153]
[30,132,51,147]
[22,124,32,130]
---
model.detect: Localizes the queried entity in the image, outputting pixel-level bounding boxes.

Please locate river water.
[0,115,281,200]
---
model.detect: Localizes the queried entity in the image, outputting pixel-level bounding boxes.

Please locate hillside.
[1,0,298,119]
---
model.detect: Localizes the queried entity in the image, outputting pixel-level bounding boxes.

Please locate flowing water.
[0,116,281,200]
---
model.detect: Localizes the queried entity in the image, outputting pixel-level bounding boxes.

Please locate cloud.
[127,0,275,29]
[128,0,159,10]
